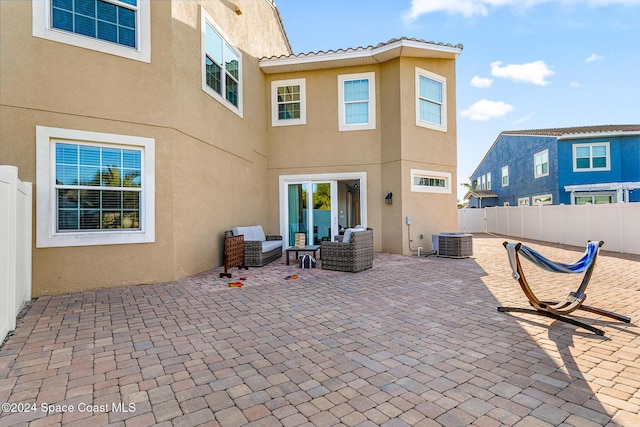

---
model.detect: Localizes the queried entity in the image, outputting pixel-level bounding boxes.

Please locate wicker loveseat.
[231,226,283,267]
[321,227,373,272]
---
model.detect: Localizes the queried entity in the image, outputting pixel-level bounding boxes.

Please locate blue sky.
[274,0,640,201]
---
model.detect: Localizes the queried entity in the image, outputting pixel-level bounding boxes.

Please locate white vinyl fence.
[0,166,32,344]
[459,203,640,255]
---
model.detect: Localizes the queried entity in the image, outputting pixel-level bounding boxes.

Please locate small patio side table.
[286,245,321,265]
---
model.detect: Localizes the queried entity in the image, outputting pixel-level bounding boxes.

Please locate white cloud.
[403,0,640,21]
[586,53,604,62]
[490,60,555,85]
[460,99,514,121]
[471,76,494,88]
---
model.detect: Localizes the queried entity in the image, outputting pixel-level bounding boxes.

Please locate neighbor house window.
[32,0,151,62]
[534,149,549,178]
[575,194,613,204]
[486,172,492,190]
[415,67,446,131]
[518,197,530,206]
[411,169,451,194]
[573,142,610,171]
[338,72,375,131]
[272,79,306,126]
[202,9,242,116]
[533,194,552,205]
[480,175,486,190]
[36,126,155,248]
[502,166,509,186]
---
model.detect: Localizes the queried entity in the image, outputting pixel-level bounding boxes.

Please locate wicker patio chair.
[321,228,373,272]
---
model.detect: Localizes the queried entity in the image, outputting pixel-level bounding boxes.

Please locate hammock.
[498,240,630,336]
[506,241,599,280]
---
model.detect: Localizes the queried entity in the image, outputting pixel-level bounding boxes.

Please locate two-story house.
[466,125,640,208]
[0,0,462,296]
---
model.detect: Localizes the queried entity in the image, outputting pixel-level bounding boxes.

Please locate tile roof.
[260,36,463,61]
[501,124,640,137]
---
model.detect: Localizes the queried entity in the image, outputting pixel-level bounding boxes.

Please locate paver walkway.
[1,233,639,426]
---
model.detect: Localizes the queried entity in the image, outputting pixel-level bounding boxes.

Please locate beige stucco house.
[0,0,462,296]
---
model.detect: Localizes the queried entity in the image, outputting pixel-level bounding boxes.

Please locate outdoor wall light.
[385,192,393,205]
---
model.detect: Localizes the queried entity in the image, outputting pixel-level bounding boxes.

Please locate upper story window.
[415,67,447,132]
[480,175,486,190]
[338,72,376,131]
[411,169,451,194]
[202,9,242,116]
[272,79,306,127]
[573,142,610,172]
[534,149,549,178]
[502,165,509,186]
[36,126,155,248]
[486,172,492,190]
[32,0,151,62]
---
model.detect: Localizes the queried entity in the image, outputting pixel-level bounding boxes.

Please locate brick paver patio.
[1,233,639,426]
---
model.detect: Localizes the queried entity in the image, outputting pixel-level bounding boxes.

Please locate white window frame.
[502,166,509,187]
[486,172,492,190]
[572,142,610,172]
[271,78,306,127]
[480,175,486,190]
[534,149,549,178]
[32,0,151,63]
[415,67,447,132]
[518,197,530,206]
[574,193,615,205]
[338,72,376,131]
[201,8,243,117]
[532,194,553,205]
[36,126,155,248]
[410,169,451,194]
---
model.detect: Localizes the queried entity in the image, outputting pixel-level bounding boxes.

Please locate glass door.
[286,181,337,247]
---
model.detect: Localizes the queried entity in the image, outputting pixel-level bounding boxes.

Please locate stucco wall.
[0,0,290,295]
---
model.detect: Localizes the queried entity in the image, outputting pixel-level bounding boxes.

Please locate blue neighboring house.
[465,125,640,207]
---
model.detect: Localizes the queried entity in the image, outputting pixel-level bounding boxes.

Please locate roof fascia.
[259,39,462,73]
[558,131,640,140]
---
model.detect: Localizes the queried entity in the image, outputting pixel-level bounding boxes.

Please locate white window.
[486,172,492,190]
[415,67,446,132]
[36,126,155,248]
[534,149,549,178]
[533,194,552,205]
[481,175,486,190]
[338,72,375,131]
[502,166,509,187]
[272,79,306,127]
[573,142,610,172]
[202,9,242,116]
[32,0,151,63]
[411,169,451,194]
[574,194,614,204]
[518,197,530,206]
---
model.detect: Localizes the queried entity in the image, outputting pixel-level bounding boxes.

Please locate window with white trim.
[415,67,446,132]
[486,172,492,190]
[338,72,375,131]
[533,194,552,205]
[32,0,151,62]
[502,166,509,186]
[480,175,486,190]
[574,194,614,204]
[411,169,451,194]
[573,142,610,172]
[518,197,529,206]
[534,149,549,178]
[272,79,306,126]
[36,126,155,248]
[202,9,242,116]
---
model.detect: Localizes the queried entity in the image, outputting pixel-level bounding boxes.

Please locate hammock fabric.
[499,240,630,336]
[506,241,599,280]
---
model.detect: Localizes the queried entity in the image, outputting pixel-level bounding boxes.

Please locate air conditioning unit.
[432,232,473,258]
